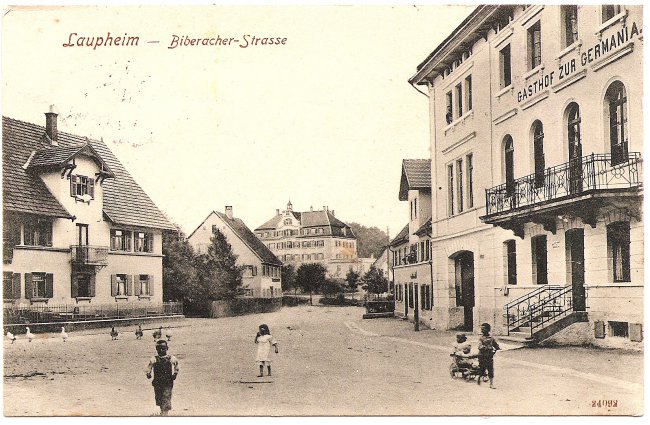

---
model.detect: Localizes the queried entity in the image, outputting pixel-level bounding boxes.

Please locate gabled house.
[391,159,433,325]
[187,206,283,298]
[3,112,175,306]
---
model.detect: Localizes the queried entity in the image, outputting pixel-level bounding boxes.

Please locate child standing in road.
[255,324,278,377]
[477,322,500,389]
[146,339,180,416]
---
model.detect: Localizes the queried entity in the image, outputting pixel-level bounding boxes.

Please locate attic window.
[70,175,95,202]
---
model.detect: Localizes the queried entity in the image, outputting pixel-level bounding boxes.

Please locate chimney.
[310,206,313,212]
[323,205,326,211]
[45,105,58,145]
[331,210,335,216]
[225,206,233,219]
[276,209,280,216]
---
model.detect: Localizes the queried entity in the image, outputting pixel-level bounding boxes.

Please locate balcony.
[71,245,109,266]
[482,153,642,235]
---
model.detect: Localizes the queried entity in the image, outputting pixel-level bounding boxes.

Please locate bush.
[318,294,360,306]
[282,296,310,307]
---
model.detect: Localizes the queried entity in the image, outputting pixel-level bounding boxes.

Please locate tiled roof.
[27,144,115,177]
[2,116,174,230]
[399,159,431,201]
[255,214,282,230]
[389,224,410,247]
[215,211,282,266]
[255,208,355,238]
[414,218,432,237]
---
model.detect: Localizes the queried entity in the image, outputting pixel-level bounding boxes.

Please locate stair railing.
[504,285,564,336]
[528,285,574,335]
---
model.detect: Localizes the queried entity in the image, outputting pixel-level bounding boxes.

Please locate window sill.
[138,295,152,300]
[443,110,474,136]
[29,298,50,304]
[108,251,162,258]
[114,296,129,301]
[495,84,513,99]
[556,40,582,62]
[75,297,93,302]
[596,9,628,38]
[15,245,70,253]
[523,64,544,81]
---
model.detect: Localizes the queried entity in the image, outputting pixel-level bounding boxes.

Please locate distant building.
[390,159,433,323]
[187,206,283,298]
[255,202,358,278]
[2,112,175,306]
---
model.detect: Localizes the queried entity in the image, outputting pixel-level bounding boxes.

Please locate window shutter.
[629,323,643,342]
[71,274,79,298]
[134,275,141,296]
[24,273,33,299]
[89,178,95,199]
[127,275,133,296]
[70,175,77,196]
[111,275,117,296]
[45,273,54,298]
[89,275,96,297]
[148,234,154,253]
[594,320,606,338]
[12,273,21,299]
[149,275,154,296]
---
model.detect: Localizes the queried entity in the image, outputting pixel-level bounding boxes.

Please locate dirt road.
[3,306,643,416]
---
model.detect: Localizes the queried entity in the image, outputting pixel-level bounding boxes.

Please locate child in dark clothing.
[146,339,180,416]
[477,322,500,389]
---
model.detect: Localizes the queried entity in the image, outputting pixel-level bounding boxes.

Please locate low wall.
[4,315,185,334]
[210,297,282,318]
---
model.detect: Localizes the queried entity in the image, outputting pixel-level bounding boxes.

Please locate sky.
[1,3,475,236]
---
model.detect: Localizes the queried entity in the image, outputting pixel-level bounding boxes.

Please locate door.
[566,229,586,311]
[454,252,475,331]
[504,136,516,203]
[567,104,583,194]
[76,223,89,262]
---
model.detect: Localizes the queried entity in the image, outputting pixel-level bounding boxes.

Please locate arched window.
[566,103,582,193]
[605,81,628,166]
[532,121,545,188]
[503,135,515,196]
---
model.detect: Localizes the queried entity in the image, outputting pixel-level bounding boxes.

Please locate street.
[3,305,643,416]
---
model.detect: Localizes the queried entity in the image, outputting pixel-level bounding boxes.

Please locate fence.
[3,302,183,325]
[210,297,282,318]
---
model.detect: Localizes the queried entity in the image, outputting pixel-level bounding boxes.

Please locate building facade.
[3,113,175,307]
[390,160,434,325]
[187,206,283,298]
[409,5,643,348]
[255,202,358,278]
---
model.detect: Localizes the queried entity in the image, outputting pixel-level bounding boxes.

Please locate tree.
[348,222,388,258]
[363,265,389,295]
[322,279,342,298]
[162,227,197,303]
[296,263,327,305]
[281,264,297,295]
[194,227,244,301]
[345,268,360,296]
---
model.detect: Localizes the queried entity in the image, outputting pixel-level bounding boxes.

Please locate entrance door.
[454,252,475,331]
[566,229,586,311]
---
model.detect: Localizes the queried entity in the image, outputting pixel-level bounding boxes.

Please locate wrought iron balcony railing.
[485,152,642,216]
[71,245,109,266]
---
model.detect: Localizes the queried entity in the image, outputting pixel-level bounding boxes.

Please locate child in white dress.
[255,324,278,377]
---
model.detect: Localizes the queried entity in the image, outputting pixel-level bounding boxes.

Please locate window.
[500,44,512,87]
[425,240,431,261]
[602,5,621,23]
[465,154,474,208]
[533,121,545,188]
[136,274,152,296]
[3,272,20,299]
[445,91,453,124]
[72,273,95,298]
[284,219,291,225]
[455,83,463,118]
[70,175,95,200]
[562,5,579,48]
[609,321,629,338]
[504,240,517,285]
[110,229,132,251]
[607,221,630,282]
[111,274,130,296]
[527,21,542,69]
[465,75,472,112]
[134,232,154,253]
[26,272,53,299]
[456,159,464,213]
[23,218,52,247]
[531,235,548,285]
[447,164,454,216]
[605,81,629,166]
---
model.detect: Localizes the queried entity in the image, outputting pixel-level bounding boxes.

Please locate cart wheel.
[481,374,489,382]
[449,363,457,378]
